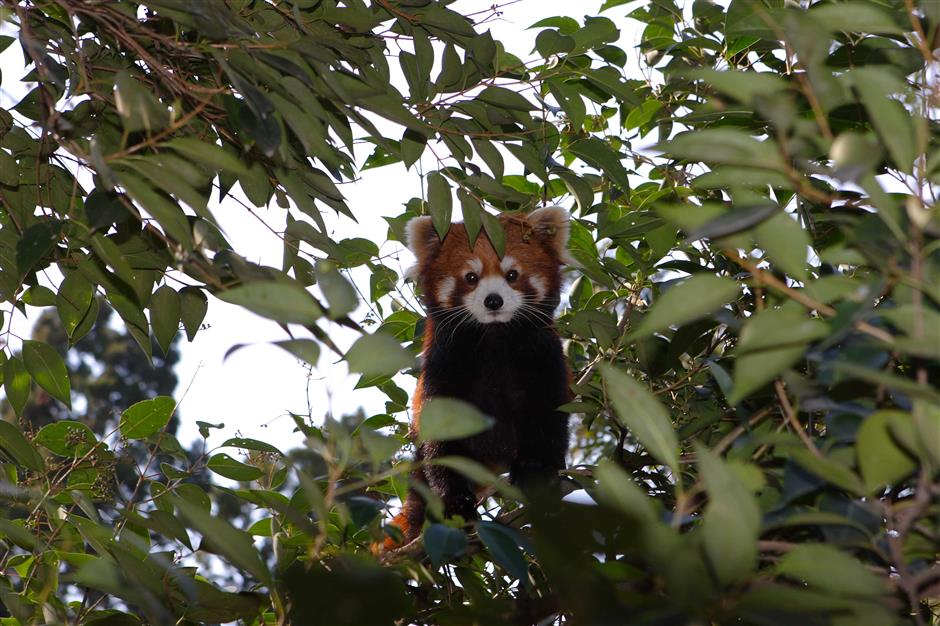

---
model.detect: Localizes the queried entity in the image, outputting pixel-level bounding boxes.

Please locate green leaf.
[217,282,323,325]
[418,397,495,442]
[481,211,506,258]
[114,70,169,133]
[547,79,585,130]
[424,524,467,567]
[16,221,60,277]
[528,16,579,34]
[567,137,631,192]
[791,449,865,495]
[593,459,657,523]
[856,410,917,492]
[401,129,426,169]
[753,211,810,280]
[729,306,828,404]
[0,518,38,549]
[697,444,760,585]
[221,437,283,456]
[22,284,56,307]
[687,68,788,103]
[207,453,264,481]
[476,86,534,112]
[458,190,483,247]
[3,355,31,417]
[316,261,358,319]
[118,171,194,249]
[35,420,97,457]
[536,29,575,57]
[431,456,522,500]
[22,340,70,408]
[56,272,95,338]
[163,138,249,176]
[571,16,619,52]
[345,332,414,378]
[120,396,176,440]
[0,420,45,471]
[477,522,530,582]
[810,2,903,34]
[0,149,16,186]
[179,286,208,341]
[90,233,136,286]
[600,364,679,473]
[660,129,785,170]
[848,67,915,174]
[150,285,181,356]
[631,275,740,339]
[625,98,662,131]
[427,172,453,240]
[274,339,320,366]
[776,544,886,597]
[172,495,271,585]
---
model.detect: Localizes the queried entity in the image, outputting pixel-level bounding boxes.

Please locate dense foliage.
[0,0,938,624]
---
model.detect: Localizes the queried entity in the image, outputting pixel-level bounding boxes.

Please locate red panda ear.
[527,206,575,266]
[404,216,440,277]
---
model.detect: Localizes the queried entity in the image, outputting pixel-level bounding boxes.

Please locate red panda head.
[405,207,573,325]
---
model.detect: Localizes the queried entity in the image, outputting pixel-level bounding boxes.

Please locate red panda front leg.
[422,440,479,524]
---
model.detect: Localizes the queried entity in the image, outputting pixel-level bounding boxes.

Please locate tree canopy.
[0,0,938,624]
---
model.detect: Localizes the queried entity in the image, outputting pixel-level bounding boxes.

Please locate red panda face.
[405,207,573,325]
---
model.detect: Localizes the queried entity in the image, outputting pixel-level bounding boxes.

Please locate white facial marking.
[500,255,518,273]
[528,275,547,300]
[436,276,455,304]
[466,276,523,324]
[466,258,483,274]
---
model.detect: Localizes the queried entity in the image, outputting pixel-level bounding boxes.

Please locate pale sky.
[0,1,647,452]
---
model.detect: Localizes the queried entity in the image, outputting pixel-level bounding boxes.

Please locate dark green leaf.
[567,137,630,192]
[477,522,529,581]
[3,355,31,417]
[56,272,95,338]
[600,364,679,473]
[150,285,180,356]
[697,444,760,585]
[0,420,45,471]
[457,190,483,248]
[424,524,467,567]
[22,339,70,408]
[179,286,208,341]
[172,495,271,584]
[427,172,453,240]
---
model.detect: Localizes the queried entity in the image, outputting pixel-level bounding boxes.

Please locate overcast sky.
[0,1,647,452]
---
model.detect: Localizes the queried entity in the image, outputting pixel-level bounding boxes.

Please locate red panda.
[384,206,574,549]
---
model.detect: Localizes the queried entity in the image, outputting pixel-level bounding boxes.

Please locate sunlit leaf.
[120,396,176,440]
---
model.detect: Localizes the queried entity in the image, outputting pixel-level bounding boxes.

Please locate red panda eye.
[505,269,519,282]
[465,272,478,284]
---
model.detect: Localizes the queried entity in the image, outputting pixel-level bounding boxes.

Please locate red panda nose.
[484,294,503,311]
